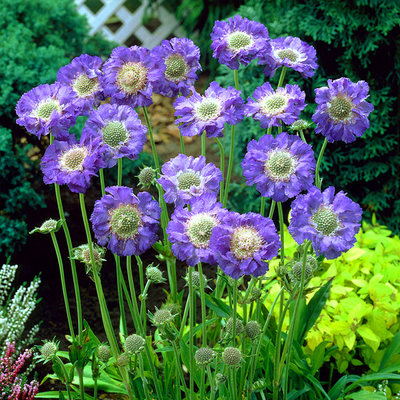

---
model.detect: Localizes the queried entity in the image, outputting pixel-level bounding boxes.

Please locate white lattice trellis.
[75,0,184,48]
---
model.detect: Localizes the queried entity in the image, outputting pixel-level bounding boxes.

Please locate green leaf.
[287,388,311,400]
[345,391,386,399]
[345,373,400,393]
[204,293,230,318]
[379,331,400,370]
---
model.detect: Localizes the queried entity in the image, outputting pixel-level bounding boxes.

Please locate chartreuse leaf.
[379,331,400,370]
[345,391,386,399]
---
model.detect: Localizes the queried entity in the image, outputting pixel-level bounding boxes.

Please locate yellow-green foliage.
[264,217,400,373]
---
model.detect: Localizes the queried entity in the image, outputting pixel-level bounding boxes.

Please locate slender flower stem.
[260,197,266,216]
[232,279,238,345]
[197,262,207,345]
[138,354,152,400]
[172,341,190,399]
[50,232,75,340]
[188,266,195,399]
[269,200,276,219]
[117,158,123,186]
[215,137,225,201]
[140,280,151,332]
[282,241,312,399]
[143,106,160,173]
[242,277,256,325]
[54,356,72,400]
[99,168,105,196]
[277,202,285,266]
[180,133,185,154]
[115,255,128,336]
[315,138,328,189]
[201,132,206,157]
[299,129,307,143]
[277,66,287,88]
[78,193,134,400]
[223,69,239,207]
[207,365,216,400]
[178,295,190,341]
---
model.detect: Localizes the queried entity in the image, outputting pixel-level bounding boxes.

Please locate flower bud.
[226,317,244,336]
[289,255,317,283]
[185,270,207,290]
[138,166,155,187]
[98,345,111,363]
[290,119,313,132]
[146,265,165,284]
[30,218,63,235]
[125,334,145,355]
[40,341,58,360]
[245,321,261,339]
[215,373,226,385]
[222,347,242,367]
[152,308,174,326]
[195,347,216,366]
[116,353,130,367]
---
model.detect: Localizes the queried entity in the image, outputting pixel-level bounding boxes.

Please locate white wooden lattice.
[75,0,184,48]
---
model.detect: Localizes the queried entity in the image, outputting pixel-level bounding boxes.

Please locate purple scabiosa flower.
[245,82,306,128]
[101,46,159,107]
[152,38,201,97]
[57,54,104,115]
[157,154,222,206]
[174,81,244,138]
[242,132,315,202]
[166,194,227,266]
[209,212,280,279]
[289,186,362,259]
[312,77,374,143]
[81,103,147,168]
[41,134,106,193]
[90,186,161,256]
[16,83,78,139]
[211,15,270,70]
[258,36,318,78]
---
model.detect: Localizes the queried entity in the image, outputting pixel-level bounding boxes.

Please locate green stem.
[138,354,152,400]
[78,368,85,400]
[230,368,237,400]
[242,277,256,325]
[282,241,312,399]
[277,66,287,88]
[315,138,328,189]
[260,197,266,216]
[201,131,206,157]
[54,356,72,400]
[117,158,123,186]
[269,200,276,219]
[200,368,206,400]
[50,232,75,340]
[197,262,207,345]
[178,295,190,341]
[115,255,128,336]
[299,129,307,144]
[180,133,185,154]
[78,193,134,400]
[207,364,216,400]
[143,106,160,172]
[188,266,195,399]
[215,138,225,202]
[277,202,285,267]
[172,341,190,399]
[232,279,238,345]
[223,68,239,207]
[99,168,105,196]
[140,280,151,332]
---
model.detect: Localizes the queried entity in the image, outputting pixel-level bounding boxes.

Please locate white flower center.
[35,100,61,120]
[73,74,100,98]
[227,31,253,52]
[195,98,222,121]
[59,147,88,172]
[102,121,129,148]
[177,170,202,191]
[276,49,299,63]
[264,149,297,182]
[260,93,289,116]
[186,213,218,248]
[117,62,148,95]
[230,226,263,260]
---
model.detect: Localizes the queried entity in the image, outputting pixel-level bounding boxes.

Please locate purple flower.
[174,81,244,138]
[91,186,161,256]
[245,83,306,128]
[258,36,318,78]
[57,54,104,115]
[157,154,222,206]
[289,186,362,259]
[209,212,280,279]
[16,83,78,139]
[41,134,106,193]
[81,103,147,168]
[211,15,270,70]
[312,78,374,143]
[242,132,315,202]
[101,46,159,107]
[166,194,227,266]
[152,38,201,97]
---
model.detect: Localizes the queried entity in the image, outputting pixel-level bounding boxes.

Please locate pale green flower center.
[186,213,217,248]
[73,74,100,98]
[117,62,148,94]
[265,150,297,181]
[230,226,263,260]
[260,94,288,116]
[102,121,128,148]
[328,96,353,121]
[277,49,298,63]
[36,100,61,120]
[311,206,339,236]
[196,99,221,121]
[59,147,88,172]
[165,54,188,82]
[109,204,142,239]
[227,31,253,51]
[177,171,201,191]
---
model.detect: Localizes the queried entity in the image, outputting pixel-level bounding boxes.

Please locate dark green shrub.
[217,0,400,231]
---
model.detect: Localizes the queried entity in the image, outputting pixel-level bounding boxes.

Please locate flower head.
[195,347,216,366]
[125,334,145,355]
[152,38,201,97]
[312,78,374,143]
[211,15,270,70]
[138,166,156,187]
[289,186,362,259]
[82,103,147,168]
[174,81,244,139]
[90,186,161,256]
[98,345,111,363]
[41,134,105,193]
[222,347,242,366]
[157,154,222,206]
[16,83,78,139]
[258,36,318,78]
[210,212,280,279]
[101,46,159,107]
[57,54,103,115]
[167,194,227,266]
[245,321,261,339]
[30,218,63,235]
[242,132,315,202]
[40,341,58,360]
[245,83,306,128]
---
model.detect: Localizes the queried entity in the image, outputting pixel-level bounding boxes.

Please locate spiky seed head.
[152,308,174,326]
[73,73,100,98]
[162,303,180,316]
[41,341,58,360]
[290,119,313,131]
[116,353,130,367]
[146,265,164,283]
[245,321,261,339]
[222,347,242,366]
[311,206,340,236]
[102,121,129,148]
[138,166,155,187]
[195,347,216,366]
[98,345,111,363]
[215,373,227,385]
[125,334,145,355]
[226,318,244,335]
